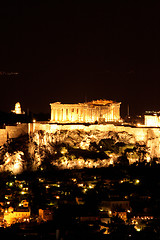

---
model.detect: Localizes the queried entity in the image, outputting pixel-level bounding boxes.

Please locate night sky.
[0,1,160,117]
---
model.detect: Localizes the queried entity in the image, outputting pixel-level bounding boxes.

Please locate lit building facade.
[50,99,121,123]
[144,112,160,127]
[4,208,30,226]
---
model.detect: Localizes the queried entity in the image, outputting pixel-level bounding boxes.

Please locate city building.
[144,111,160,127]
[50,99,121,123]
[39,209,53,221]
[100,200,130,212]
[4,208,30,226]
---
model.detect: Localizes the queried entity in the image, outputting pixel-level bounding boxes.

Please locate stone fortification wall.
[6,124,28,139]
[0,123,29,146]
[0,129,8,146]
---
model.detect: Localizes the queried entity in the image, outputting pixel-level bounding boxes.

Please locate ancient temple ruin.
[50,99,121,123]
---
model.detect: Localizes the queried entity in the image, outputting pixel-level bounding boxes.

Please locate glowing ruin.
[50,99,121,123]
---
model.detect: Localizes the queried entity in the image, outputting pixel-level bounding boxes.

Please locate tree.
[117,155,129,166]
[135,143,149,163]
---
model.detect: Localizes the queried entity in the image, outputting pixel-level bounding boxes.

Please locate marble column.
[62,108,65,121]
[68,108,71,122]
[52,109,54,121]
[55,109,58,121]
[64,108,67,121]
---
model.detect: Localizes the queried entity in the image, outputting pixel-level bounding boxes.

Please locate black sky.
[0,1,160,116]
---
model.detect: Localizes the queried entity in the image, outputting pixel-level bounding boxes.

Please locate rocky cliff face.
[27,128,152,170]
[1,125,160,173]
[33,123,160,159]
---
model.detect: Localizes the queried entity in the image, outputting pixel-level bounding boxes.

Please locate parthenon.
[50,99,121,123]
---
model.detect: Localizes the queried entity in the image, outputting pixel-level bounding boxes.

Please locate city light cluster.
[51,157,113,169]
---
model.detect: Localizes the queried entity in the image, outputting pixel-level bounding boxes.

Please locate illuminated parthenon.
[50,99,121,123]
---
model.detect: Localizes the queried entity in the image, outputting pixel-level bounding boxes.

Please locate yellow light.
[146,156,150,162]
[13,162,21,172]
[134,225,141,231]
[108,210,112,215]
[60,147,68,155]
[136,227,141,232]
[78,183,83,187]
[83,188,87,193]
[135,179,140,184]
[56,196,60,199]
